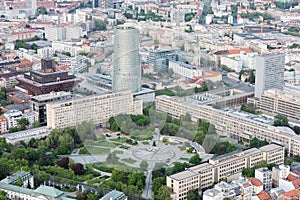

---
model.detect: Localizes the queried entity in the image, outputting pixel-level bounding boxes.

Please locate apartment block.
[155,95,300,156]
[255,168,272,191]
[272,165,290,187]
[46,90,142,129]
[167,144,284,200]
[44,26,66,41]
[257,88,300,122]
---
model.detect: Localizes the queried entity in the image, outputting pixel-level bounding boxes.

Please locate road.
[142,162,154,200]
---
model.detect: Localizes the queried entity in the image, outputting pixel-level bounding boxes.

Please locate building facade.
[46,90,142,129]
[155,95,300,156]
[167,144,284,200]
[257,88,300,122]
[112,26,141,93]
[255,168,272,191]
[254,53,285,98]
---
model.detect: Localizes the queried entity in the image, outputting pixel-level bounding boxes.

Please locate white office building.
[254,53,285,98]
[255,168,272,191]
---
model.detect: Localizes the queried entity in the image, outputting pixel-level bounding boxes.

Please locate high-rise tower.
[112,26,141,93]
[254,53,285,98]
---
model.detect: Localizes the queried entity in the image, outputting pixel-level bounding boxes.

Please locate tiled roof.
[257,190,271,200]
[248,177,263,187]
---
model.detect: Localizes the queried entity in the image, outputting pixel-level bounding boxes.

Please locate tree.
[248,70,255,84]
[32,121,41,128]
[242,168,254,177]
[189,154,202,165]
[57,157,69,169]
[18,118,29,130]
[71,163,85,175]
[16,176,23,187]
[0,164,9,180]
[187,189,201,200]
[152,177,166,195]
[157,185,172,200]
[274,114,289,127]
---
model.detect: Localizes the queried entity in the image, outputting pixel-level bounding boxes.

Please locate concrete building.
[257,88,300,122]
[255,168,272,191]
[4,110,23,129]
[26,0,37,15]
[155,95,300,156]
[66,26,85,40]
[167,144,284,200]
[272,165,290,187]
[46,90,142,129]
[254,53,285,98]
[44,26,66,42]
[112,26,141,93]
[30,91,73,125]
[169,61,204,79]
[0,115,7,134]
[147,48,179,73]
[52,41,83,56]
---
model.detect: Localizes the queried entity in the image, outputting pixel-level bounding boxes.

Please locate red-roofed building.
[292,178,300,189]
[279,189,300,199]
[248,178,264,194]
[228,48,252,55]
[257,190,271,200]
[16,59,34,72]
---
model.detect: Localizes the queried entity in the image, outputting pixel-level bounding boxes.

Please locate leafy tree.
[57,157,69,169]
[16,176,23,187]
[32,121,41,128]
[249,137,268,148]
[189,154,202,165]
[187,189,201,200]
[93,20,107,31]
[248,70,255,84]
[0,191,7,200]
[71,163,85,175]
[0,164,9,180]
[242,168,254,177]
[152,177,166,195]
[157,185,172,200]
[274,114,289,127]
[18,118,29,129]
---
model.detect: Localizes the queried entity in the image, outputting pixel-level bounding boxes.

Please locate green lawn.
[119,145,130,149]
[121,158,137,164]
[85,146,110,154]
[84,140,119,148]
[142,141,149,145]
[110,137,127,143]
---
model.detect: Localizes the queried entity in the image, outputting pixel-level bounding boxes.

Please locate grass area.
[110,137,127,143]
[119,145,130,150]
[180,157,189,161]
[85,146,110,154]
[179,146,187,151]
[121,158,137,164]
[113,150,123,154]
[97,134,106,140]
[153,163,166,171]
[84,140,119,148]
[142,141,149,145]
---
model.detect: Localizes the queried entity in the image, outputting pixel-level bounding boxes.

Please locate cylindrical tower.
[112,26,141,93]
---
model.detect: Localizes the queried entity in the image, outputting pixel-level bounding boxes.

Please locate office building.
[254,53,285,98]
[257,88,300,122]
[112,26,141,93]
[17,57,78,96]
[272,165,290,187]
[46,90,142,129]
[167,144,284,200]
[30,91,73,125]
[255,168,272,191]
[169,61,204,79]
[155,95,300,157]
[44,26,66,41]
[147,48,179,73]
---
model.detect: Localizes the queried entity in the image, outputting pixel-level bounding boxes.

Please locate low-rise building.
[272,165,290,187]
[255,168,272,192]
[167,144,284,200]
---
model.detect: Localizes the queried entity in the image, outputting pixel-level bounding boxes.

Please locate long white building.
[156,95,300,156]
[167,144,284,200]
[46,90,142,129]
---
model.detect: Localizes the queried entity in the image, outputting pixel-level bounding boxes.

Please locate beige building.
[167,144,284,200]
[155,95,300,156]
[46,90,142,129]
[257,88,300,122]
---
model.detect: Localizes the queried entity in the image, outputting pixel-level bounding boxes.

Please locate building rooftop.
[0,171,32,185]
[34,185,64,198]
[100,190,127,200]
[31,91,73,102]
[168,170,197,181]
